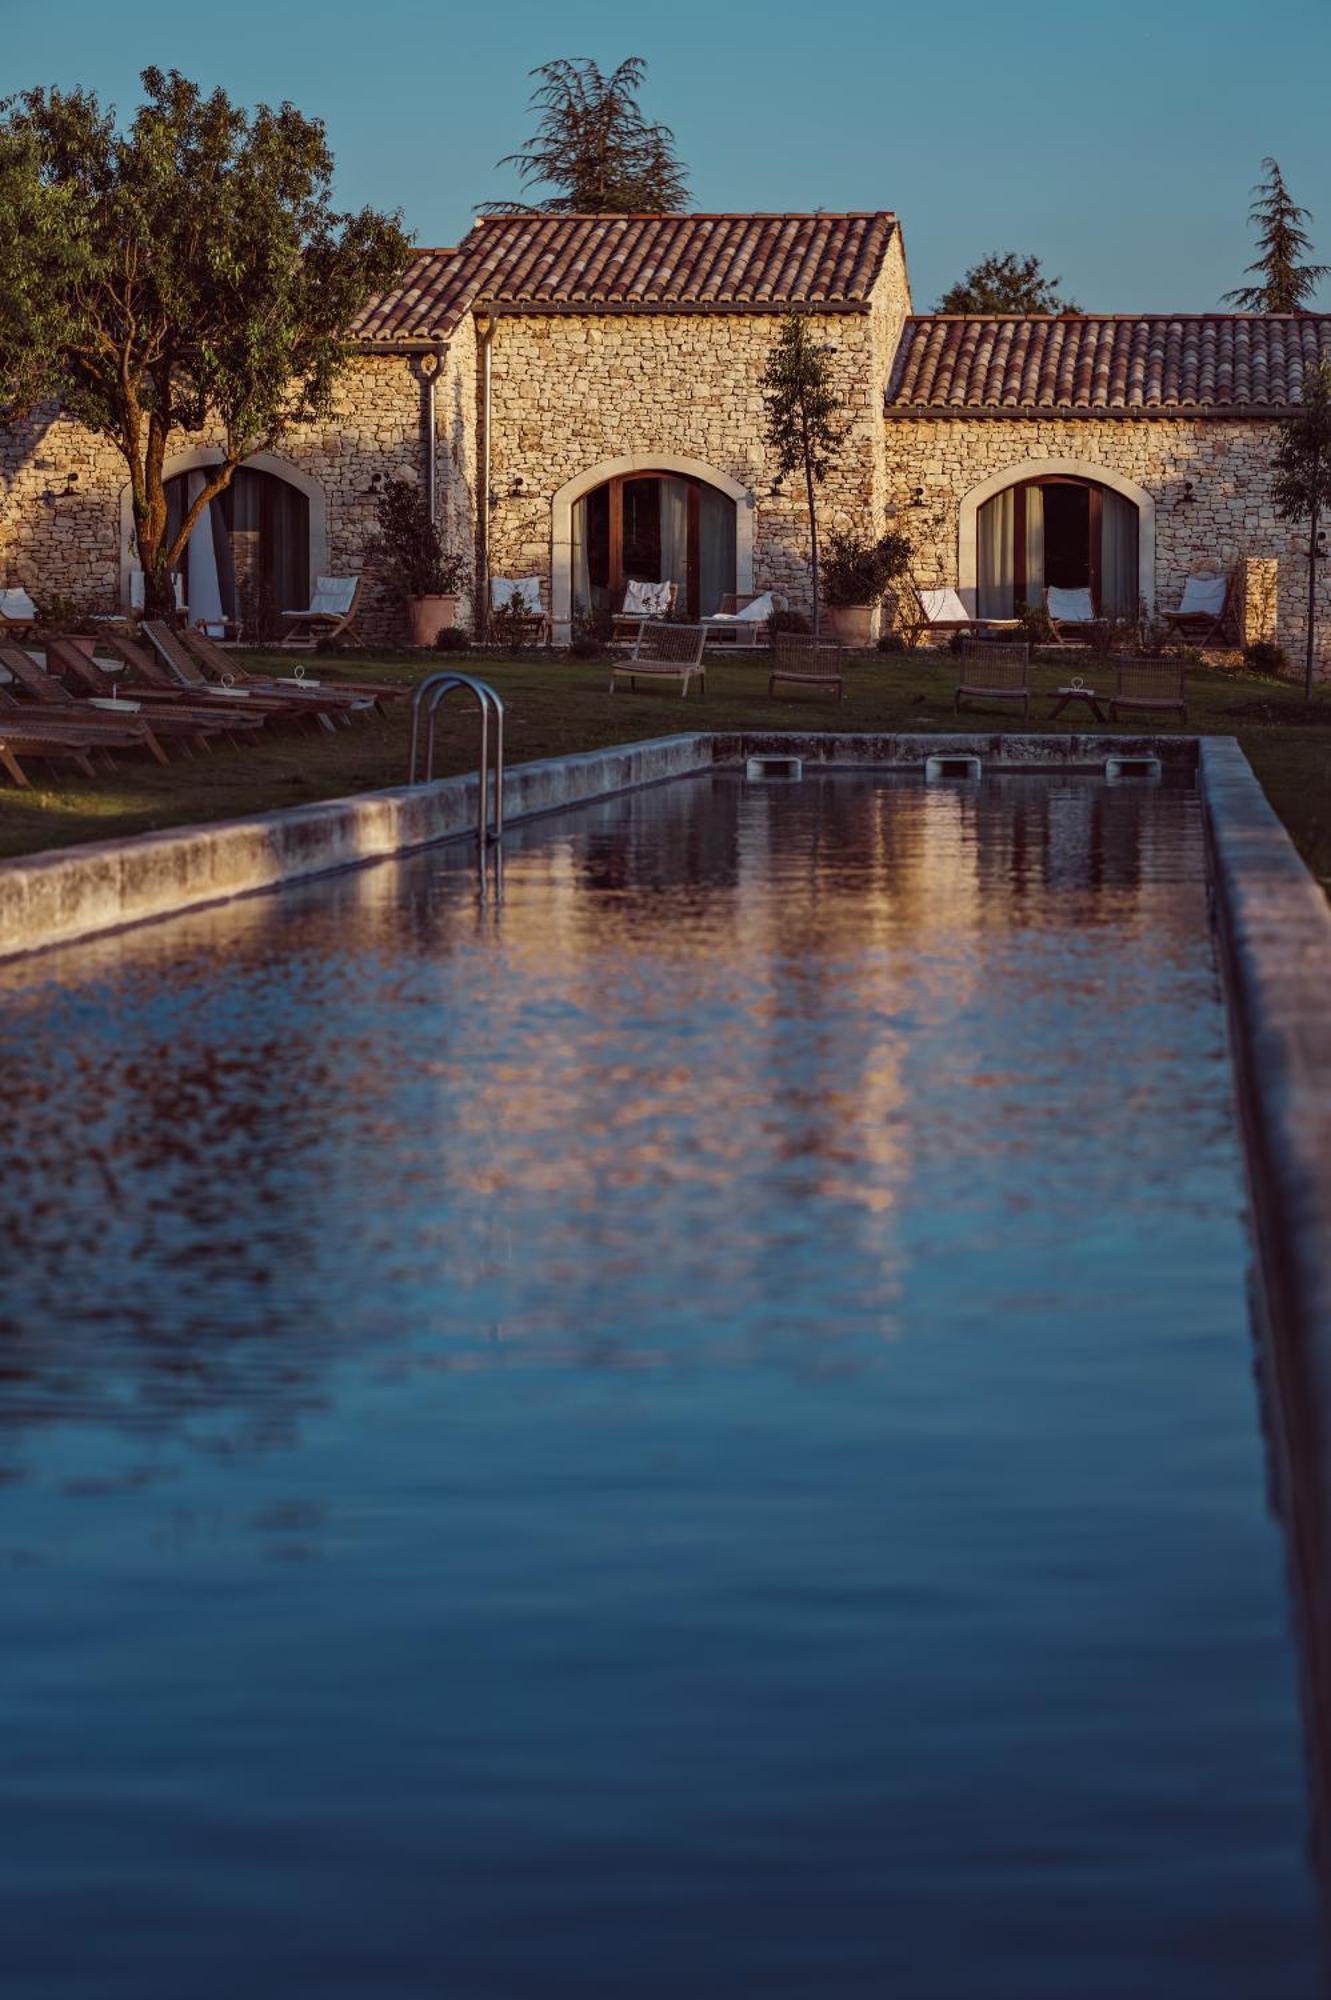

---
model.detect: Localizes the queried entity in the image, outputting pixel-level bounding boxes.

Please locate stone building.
[3,209,1329,665]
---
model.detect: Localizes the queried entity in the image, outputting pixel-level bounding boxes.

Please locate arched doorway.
[571,469,738,620]
[165,465,311,635]
[974,473,1141,620]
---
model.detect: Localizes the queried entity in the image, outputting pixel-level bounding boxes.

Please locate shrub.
[433,626,472,653]
[364,477,468,603]
[1012,602,1054,646]
[569,609,615,660]
[822,529,912,608]
[769,606,812,637]
[1244,638,1287,673]
[33,591,105,634]
[488,588,532,653]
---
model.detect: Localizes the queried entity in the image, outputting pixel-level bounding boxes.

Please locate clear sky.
[2,0,1328,313]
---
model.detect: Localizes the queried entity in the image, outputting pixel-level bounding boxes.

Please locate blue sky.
[2,0,1328,312]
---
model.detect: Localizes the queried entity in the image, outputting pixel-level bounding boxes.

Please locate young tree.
[936,252,1077,315]
[0,69,409,617]
[481,57,688,215]
[1224,158,1329,313]
[762,312,845,636]
[1271,358,1331,700]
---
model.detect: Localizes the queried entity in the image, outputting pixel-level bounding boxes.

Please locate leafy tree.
[936,251,1077,315]
[763,312,845,636]
[481,57,688,215]
[0,69,409,617]
[1224,158,1329,313]
[1271,358,1331,700]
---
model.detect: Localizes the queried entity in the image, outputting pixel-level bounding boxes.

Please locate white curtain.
[698,484,736,615]
[660,478,689,598]
[571,496,591,615]
[185,470,225,631]
[977,488,1014,619]
[1023,485,1045,609]
[1101,492,1139,617]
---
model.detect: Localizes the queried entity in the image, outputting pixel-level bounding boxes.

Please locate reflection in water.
[0,772,1322,1999]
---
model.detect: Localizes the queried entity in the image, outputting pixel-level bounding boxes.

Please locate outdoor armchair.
[954,639,1032,720]
[279,576,362,651]
[1159,568,1235,648]
[609,621,708,697]
[489,576,550,647]
[610,579,678,646]
[701,591,785,650]
[768,633,845,702]
[1108,656,1188,723]
[1045,586,1099,645]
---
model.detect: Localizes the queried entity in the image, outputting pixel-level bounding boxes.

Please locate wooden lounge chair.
[181,625,409,712]
[101,630,328,733]
[896,581,1019,647]
[278,575,362,651]
[1045,586,1100,646]
[701,591,787,651]
[610,579,678,647]
[44,638,264,747]
[489,576,550,647]
[1109,657,1188,724]
[768,633,845,702]
[1159,568,1235,648]
[954,639,1031,720]
[0,713,101,786]
[0,640,207,763]
[141,621,374,730]
[609,622,708,697]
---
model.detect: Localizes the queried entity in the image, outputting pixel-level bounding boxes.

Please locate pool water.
[0,771,1322,1997]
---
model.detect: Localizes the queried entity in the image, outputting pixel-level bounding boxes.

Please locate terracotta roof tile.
[351,212,898,340]
[886,313,1331,414]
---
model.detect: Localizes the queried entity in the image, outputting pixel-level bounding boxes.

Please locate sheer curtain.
[698,485,736,615]
[1101,492,1139,616]
[571,496,591,615]
[1023,485,1045,609]
[659,478,689,600]
[977,488,1014,619]
[185,471,224,631]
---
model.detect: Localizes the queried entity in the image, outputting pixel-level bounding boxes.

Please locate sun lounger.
[767,633,845,701]
[141,622,373,731]
[701,591,785,651]
[278,576,362,650]
[954,639,1031,719]
[0,711,102,786]
[0,588,38,636]
[181,626,408,711]
[0,640,206,762]
[44,639,264,747]
[609,622,708,696]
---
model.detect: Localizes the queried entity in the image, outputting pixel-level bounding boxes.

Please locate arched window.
[977,475,1139,620]
[165,466,310,634]
[572,470,737,619]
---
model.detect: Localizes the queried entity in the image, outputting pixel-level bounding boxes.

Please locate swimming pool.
[0,769,1322,1997]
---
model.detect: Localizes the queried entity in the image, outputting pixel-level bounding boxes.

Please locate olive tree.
[0,69,409,617]
[1271,358,1331,700]
[763,312,845,636]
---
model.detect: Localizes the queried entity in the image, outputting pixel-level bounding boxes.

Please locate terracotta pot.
[408,595,460,647]
[826,603,877,647]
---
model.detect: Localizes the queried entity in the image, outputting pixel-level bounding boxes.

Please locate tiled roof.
[351,213,898,341]
[886,314,1331,415]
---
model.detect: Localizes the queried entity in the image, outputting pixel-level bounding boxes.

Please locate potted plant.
[365,476,469,646]
[822,529,911,646]
[33,593,107,657]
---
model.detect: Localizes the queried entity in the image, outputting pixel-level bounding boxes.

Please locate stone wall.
[482,300,892,631]
[0,352,463,646]
[882,413,1330,675]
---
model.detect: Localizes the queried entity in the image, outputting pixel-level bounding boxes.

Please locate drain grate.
[925,754,982,782]
[746,754,803,780]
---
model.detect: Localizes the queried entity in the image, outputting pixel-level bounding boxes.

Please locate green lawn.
[3,646,1330,889]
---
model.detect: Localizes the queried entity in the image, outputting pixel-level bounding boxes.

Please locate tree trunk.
[805,449,820,640]
[1307,490,1321,704]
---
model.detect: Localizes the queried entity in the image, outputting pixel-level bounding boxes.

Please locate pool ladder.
[408,672,505,845]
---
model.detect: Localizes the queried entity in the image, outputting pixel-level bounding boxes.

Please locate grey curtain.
[1101,492,1139,617]
[977,489,1014,619]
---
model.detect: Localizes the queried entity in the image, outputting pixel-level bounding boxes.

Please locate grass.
[2,645,1330,888]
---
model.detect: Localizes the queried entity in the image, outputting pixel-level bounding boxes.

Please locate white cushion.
[734,591,777,622]
[308,576,357,616]
[920,588,970,625]
[622,579,674,616]
[491,576,543,613]
[1047,586,1096,623]
[1177,572,1227,617]
[0,588,36,621]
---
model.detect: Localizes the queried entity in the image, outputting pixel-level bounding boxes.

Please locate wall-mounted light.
[364,470,386,495]
[1317,528,1328,560]
[42,470,79,506]
[509,475,525,497]
[910,485,926,507]
[1176,480,1195,507]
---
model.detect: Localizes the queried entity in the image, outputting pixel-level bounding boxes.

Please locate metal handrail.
[408,672,505,843]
